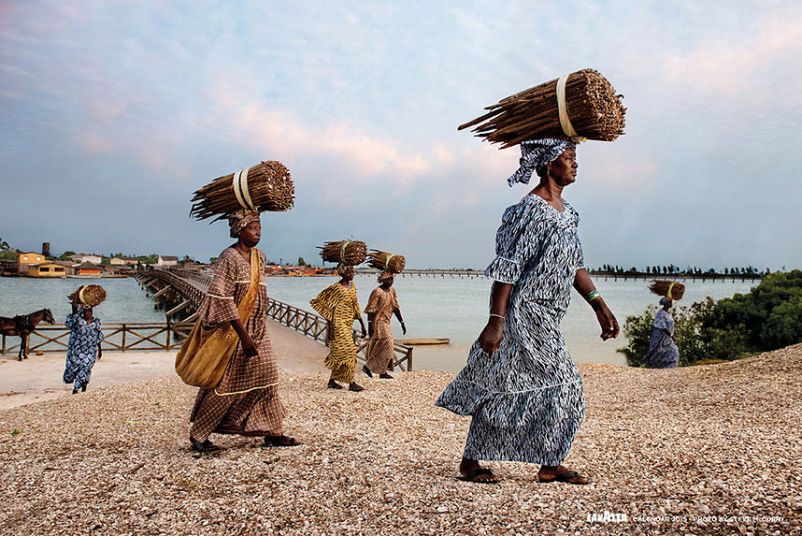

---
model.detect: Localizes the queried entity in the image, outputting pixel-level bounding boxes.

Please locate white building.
[110,257,138,266]
[70,254,103,265]
[157,255,179,267]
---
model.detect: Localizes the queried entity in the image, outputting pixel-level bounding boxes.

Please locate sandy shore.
[0,319,328,410]
[0,331,799,533]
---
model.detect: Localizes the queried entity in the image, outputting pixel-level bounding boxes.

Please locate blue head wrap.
[507,137,576,187]
[659,297,671,306]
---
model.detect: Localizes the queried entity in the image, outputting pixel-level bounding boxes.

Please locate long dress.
[190,247,286,440]
[63,312,104,390]
[310,282,362,383]
[364,287,400,374]
[436,194,586,466]
[644,309,679,368]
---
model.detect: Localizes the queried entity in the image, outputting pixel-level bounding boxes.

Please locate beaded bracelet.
[585,290,601,303]
[489,313,505,320]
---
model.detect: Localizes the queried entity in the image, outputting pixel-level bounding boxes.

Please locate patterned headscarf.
[228,209,261,238]
[335,263,351,276]
[507,137,576,187]
[659,297,672,306]
[377,271,393,283]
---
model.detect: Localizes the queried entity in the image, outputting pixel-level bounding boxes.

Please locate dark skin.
[325,265,368,391]
[461,147,620,484]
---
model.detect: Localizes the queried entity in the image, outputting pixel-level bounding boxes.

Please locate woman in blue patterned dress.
[644,298,679,368]
[436,138,620,484]
[63,293,104,394]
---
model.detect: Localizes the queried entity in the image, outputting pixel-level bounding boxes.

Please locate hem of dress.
[462,450,570,466]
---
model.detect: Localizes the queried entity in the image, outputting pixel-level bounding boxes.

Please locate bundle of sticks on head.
[459,68,626,148]
[318,240,367,266]
[650,280,685,301]
[190,160,295,221]
[71,285,107,307]
[368,250,405,274]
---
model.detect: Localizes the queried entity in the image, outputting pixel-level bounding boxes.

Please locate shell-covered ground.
[1,345,800,535]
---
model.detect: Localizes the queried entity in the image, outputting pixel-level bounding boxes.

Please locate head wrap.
[377,271,393,283]
[228,209,261,238]
[659,297,671,306]
[335,263,351,276]
[507,137,576,187]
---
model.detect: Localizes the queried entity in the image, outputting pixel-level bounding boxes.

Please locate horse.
[0,309,55,361]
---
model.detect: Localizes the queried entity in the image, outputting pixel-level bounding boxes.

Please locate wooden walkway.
[133,269,414,371]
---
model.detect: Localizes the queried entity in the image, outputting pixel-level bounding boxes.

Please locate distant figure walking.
[363,272,406,379]
[644,298,679,368]
[63,293,104,394]
[310,264,367,391]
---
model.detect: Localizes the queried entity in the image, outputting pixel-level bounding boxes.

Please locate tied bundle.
[318,240,367,266]
[459,68,626,148]
[650,280,685,301]
[368,250,406,274]
[190,160,295,221]
[77,285,107,307]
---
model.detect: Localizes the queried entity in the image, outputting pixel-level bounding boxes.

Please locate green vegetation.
[619,271,802,367]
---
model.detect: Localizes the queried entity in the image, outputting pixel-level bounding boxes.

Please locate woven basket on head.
[368,250,406,274]
[190,160,295,221]
[78,285,107,307]
[318,240,367,266]
[649,280,685,301]
[459,68,626,148]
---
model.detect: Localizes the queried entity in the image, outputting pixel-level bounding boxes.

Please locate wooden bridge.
[134,269,414,371]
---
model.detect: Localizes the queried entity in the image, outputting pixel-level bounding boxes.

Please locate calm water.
[266,275,757,370]
[0,275,756,371]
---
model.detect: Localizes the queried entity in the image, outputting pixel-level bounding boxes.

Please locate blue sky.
[1,1,800,269]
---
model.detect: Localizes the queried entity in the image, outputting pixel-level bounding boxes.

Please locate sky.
[1,0,801,270]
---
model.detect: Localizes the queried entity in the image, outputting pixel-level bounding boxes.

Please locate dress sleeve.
[65,313,87,332]
[364,289,381,314]
[574,208,585,271]
[202,251,239,324]
[310,285,337,321]
[484,202,537,284]
[653,310,670,331]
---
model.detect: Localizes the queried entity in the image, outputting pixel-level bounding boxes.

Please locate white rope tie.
[556,74,579,138]
[385,254,394,270]
[340,241,350,263]
[232,167,257,211]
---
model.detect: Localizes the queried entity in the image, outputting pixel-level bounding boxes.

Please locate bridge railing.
[265,298,413,372]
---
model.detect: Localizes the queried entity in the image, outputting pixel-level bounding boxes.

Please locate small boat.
[398,338,450,345]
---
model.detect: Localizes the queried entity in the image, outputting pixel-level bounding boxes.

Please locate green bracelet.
[586,290,601,302]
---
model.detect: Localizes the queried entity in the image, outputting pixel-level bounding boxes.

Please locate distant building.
[17,252,45,273]
[110,257,138,266]
[70,254,103,265]
[75,262,102,277]
[41,242,51,258]
[157,255,179,267]
[28,262,68,278]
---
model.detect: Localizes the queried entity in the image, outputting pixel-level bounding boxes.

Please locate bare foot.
[459,457,499,484]
[538,465,590,485]
[348,383,364,392]
[362,365,373,378]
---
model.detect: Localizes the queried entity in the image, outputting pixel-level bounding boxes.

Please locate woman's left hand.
[594,302,619,340]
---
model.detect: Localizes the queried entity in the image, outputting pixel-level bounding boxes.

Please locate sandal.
[379,373,394,380]
[190,437,221,453]
[459,467,499,484]
[538,469,590,485]
[263,435,301,448]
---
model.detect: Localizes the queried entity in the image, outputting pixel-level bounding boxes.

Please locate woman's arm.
[573,269,619,340]
[355,315,367,339]
[393,308,406,335]
[231,319,258,357]
[367,312,375,337]
[478,281,513,356]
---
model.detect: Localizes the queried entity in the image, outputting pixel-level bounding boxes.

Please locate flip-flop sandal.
[458,467,500,484]
[263,435,302,448]
[538,470,590,485]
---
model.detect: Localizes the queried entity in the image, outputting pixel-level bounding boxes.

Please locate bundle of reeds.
[318,240,367,265]
[368,250,406,273]
[458,69,626,148]
[190,160,295,221]
[77,285,107,307]
[650,280,685,300]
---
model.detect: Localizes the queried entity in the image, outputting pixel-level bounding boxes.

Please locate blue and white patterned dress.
[644,309,679,368]
[63,312,104,390]
[436,194,586,466]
